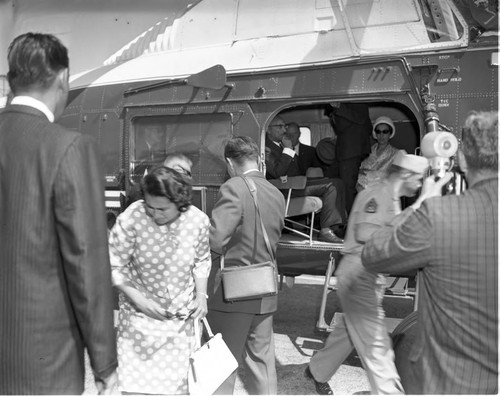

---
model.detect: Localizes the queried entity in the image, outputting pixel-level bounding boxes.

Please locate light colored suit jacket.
[0,104,117,394]
[362,177,498,394]
[208,171,285,314]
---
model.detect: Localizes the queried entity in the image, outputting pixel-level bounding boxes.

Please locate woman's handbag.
[188,317,238,395]
[220,177,278,302]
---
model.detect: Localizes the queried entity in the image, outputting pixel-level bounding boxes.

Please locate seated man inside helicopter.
[136,123,167,162]
[265,117,346,242]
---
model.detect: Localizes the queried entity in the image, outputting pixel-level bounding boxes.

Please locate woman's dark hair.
[7,32,69,93]
[224,136,259,165]
[140,166,192,212]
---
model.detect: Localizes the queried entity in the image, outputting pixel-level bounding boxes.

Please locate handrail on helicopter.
[123,64,234,96]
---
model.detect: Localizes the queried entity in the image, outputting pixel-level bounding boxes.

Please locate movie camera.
[420,131,465,194]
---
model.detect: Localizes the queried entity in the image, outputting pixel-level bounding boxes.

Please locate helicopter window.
[419,0,464,42]
[345,0,465,52]
[130,113,232,185]
[299,127,311,146]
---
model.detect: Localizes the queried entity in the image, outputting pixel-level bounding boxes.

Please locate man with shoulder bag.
[207,136,286,395]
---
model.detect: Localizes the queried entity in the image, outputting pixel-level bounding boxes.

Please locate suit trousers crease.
[294,181,345,228]
[206,310,278,395]
[309,270,403,394]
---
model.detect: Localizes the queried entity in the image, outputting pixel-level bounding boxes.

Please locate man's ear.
[457,150,468,174]
[57,68,68,87]
[53,69,69,103]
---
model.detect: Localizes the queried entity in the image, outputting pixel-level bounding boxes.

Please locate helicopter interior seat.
[268,175,323,245]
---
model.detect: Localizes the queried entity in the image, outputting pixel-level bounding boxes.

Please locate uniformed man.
[305,151,429,395]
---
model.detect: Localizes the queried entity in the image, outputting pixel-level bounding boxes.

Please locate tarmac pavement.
[84,274,413,395]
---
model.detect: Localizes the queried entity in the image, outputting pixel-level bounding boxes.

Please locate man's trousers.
[206,310,277,395]
[309,262,403,394]
[293,178,346,229]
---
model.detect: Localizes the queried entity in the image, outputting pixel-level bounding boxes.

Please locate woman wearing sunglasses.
[356,116,400,191]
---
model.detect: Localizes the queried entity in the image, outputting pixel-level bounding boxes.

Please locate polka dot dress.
[109,201,211,394]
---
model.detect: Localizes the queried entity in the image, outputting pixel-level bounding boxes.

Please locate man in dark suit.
[265,117,345,242]
[0,33,117,394]
[208,136,285,395]
[362,111,498,394]
[328,103,372,213]
[135,123,167,162]
[285,122,321,175]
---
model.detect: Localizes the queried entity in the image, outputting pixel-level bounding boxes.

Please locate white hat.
[372,116,396,139]
[392,150,429,175]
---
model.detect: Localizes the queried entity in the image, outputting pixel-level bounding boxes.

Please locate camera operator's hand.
[411,172,454,210]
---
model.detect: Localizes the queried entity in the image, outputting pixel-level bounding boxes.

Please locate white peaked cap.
[392,150,429,175]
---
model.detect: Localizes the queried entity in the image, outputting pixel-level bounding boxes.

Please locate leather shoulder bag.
[220,176,278,302]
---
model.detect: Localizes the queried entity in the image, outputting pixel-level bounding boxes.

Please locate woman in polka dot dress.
[109,166,211,394]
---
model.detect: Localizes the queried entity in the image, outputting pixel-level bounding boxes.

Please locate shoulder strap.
[220,176,275,271]
[241,176,275,262]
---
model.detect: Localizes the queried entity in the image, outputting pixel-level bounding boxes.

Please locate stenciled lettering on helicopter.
[436,76,462,83]
[437,99,450,107]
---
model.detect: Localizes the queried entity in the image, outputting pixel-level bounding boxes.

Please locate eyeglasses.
[144,202,170,214]
[270,123,287,129]
[172,165,192,178]
[375,128,391,135]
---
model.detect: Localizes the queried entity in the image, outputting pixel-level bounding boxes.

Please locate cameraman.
[361,111,498,394]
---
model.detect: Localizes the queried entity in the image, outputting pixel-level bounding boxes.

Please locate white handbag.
[188,317,238,395]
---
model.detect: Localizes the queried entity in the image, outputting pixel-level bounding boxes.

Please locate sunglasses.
[172,165,192,178]
[375,128,391,135]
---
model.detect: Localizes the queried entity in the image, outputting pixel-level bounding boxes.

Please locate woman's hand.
[190,293,208,320]
[120,285,167,320]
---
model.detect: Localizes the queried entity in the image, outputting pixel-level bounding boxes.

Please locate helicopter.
[2,0,498,389]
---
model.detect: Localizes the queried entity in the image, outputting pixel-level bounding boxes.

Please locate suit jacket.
[134,138,166,162]
[265,135,301,178]
[296,142,321,175]
[208,171,285,314]
[0,104,118,394]
[331,103,372,161]
[361,178,498,394]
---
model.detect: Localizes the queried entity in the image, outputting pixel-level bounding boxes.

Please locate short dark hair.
[140,166,192,212]
[7,32,69,94]
[224,136,259,165]
[462,111,498,172]
[286,122,300,135]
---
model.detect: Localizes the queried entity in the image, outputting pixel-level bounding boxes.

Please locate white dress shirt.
[11,96,55,123]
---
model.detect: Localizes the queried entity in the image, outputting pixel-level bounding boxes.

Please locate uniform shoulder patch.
[364,198,378,213]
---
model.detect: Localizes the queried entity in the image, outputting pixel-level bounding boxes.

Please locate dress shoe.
[319,229,344,244]
[331,224,346,239]
[305,366,334,395]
